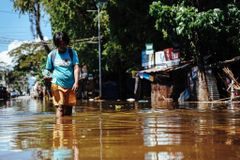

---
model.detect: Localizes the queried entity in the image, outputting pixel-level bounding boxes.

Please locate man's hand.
[72,82,79,92]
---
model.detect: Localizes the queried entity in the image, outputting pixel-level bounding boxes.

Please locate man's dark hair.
[53,32,70,47]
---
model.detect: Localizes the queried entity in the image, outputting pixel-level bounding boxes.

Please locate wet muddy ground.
[0,96,240,160]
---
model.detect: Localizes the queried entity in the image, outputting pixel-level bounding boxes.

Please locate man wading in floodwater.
[45,31,80,117]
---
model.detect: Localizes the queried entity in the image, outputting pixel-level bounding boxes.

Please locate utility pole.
[95,0,107,98]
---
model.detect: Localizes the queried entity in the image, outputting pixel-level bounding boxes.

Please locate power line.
[0,10,18,14]
[0,36,99,47]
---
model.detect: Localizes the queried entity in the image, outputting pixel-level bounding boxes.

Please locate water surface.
[0,97,240,160]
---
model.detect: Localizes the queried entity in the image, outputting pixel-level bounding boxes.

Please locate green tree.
[12,0,51,53]
[105,0,163,97]
[107,0,163,69]
[41,0,104,71]
[149,1,240,101]
[7,42,50,88]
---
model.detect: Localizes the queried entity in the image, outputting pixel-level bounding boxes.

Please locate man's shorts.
[51,84,76,106]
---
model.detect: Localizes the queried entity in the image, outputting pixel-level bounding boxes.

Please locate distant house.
[138,47,220,106]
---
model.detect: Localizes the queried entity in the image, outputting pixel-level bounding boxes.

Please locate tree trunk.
[13,1,51,53]
[197,69,209,101]
[33,2,51,53]
[192,32,209,101]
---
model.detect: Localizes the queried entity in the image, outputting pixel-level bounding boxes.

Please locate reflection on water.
[0,96,240,160]
[145,152,184,160]
[53,117,78,160]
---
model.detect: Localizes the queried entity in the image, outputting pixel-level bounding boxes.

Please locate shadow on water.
[0,96,240,159]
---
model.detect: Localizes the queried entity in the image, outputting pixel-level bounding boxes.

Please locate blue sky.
[0,1,52,53]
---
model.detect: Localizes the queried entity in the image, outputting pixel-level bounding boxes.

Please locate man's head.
[53,32,70,51]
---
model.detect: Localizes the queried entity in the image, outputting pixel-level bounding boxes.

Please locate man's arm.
[72,64,80,91]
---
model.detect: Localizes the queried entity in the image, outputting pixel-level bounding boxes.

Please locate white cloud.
[0,40,28,67]
[0,37,50,68]
[0,51,12,65]
[7,40,26,51]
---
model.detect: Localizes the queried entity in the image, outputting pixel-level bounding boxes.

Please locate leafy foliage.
[150,1,240,62]
[107,0,163,70]
[41,0,105,71]
[9,0,240,99]
[8,42,52,86]
[12,0,51,53]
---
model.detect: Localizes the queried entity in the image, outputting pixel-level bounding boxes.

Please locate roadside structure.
[137,47,221,106]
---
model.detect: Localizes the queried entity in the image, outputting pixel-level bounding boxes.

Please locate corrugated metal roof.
[139,63,191,74]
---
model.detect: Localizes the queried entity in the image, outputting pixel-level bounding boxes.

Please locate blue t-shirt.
[45,48,79,88]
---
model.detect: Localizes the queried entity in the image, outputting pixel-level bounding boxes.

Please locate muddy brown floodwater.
[0,96,240,160]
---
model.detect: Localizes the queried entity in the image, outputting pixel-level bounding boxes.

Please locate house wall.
[151,83,173,107]
[150,67,189,106]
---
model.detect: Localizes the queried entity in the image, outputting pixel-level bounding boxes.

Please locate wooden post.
[230,80,234,101]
